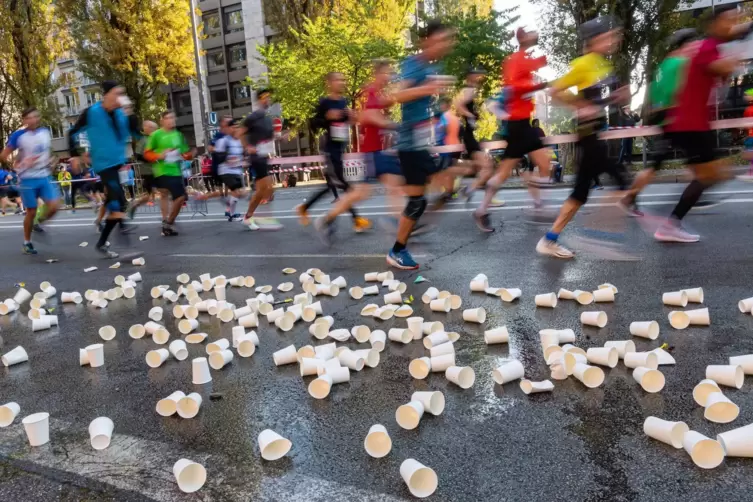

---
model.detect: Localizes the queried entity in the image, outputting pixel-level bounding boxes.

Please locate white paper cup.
[299,357,324,376]
[396,400,425,430]
[79,348,89,366]
[693,379,722,406]
[484,326,510,344]
[421,287,439,304]
[166,340,187,361]
[677,287,703,303]
[409,357,431,379]
[144,348,170,369]
[156,391,185,417]
[85,344,104,367]
[330,276,346,288]
[364,424,392,458]
[293,292,312,305]
[686,307,710,326]
[717,423,753,458]
[388,328,412,344]
[364,272,379,281]
[303,301,322,322]
[422,321,444,335]
[592,288,615,303]
[557,288,575,300]
[239,313,258,328]
[470,275,489,292]
[338,350,365,371]
[153,327,170,345]
[376,271,393,282]
[192,357,212,384]
[430,342,454,358]
[668,311,690,330]
[175,319,196,335]
[604,340,636,358]
[30,296,48,309]
[421,331,447,349]
[95,325,115,341]
[579,311,607,328]
[308,374,333,399]
[258,429,292,461]
[586,347,618,368]
[41,314,58,326]
[633,367,665,393]
[173,458,206,493]
[535,293,557,308]
[61,292,83,304]
[176,392,203,419]
[89,417,114,450]
[445,366,475,389]
[0,402,20,427]
[500,288,522,302]
[624,352,659,370]
[562,344,587,357]
[704,392,739,423]
[346,325,369,344]
[643,417,688,449]
[662,291,688,307]
[729,354,753,374]
[629,321,660,340]
[520,380,555,395]
[486,287,503,296]
[274,313,295,332]
[739,297,753,313]
[362,285,379,295]
[572,363,605,388]
[185,332,207,344]
[383,291,402,305]
[273,345,298,366]
[31,318,51,332]
[203,339,229,355]
[13,287,31,306]
[400,459,438,498]
[22,412,50,447]
[492,360,525,384]
[429,354,455,373]
[651,348,676,365]
[550,364,567,380]
[462,307,486,323]
[0,299,18,315]
[314,342,336,361]
[406,316,424,340]
[706,364,744,389]
[683,431,725,469]
[542,344,563,361]
[132,257,145,266]
[277,282,294,292]
[410,391,445,417]
[349,287,364,300]
[147,306,163,322]
[350,349,378,369]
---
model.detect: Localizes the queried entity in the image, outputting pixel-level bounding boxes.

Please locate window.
[206,48,225,74]
[227,44,247,69]
[85,90,101,107]
[175,91,192,116]
[49,122,64,139]
[210,86,229,110]
[203,11,220,38]
[232,83,252,107]
[63,93,80,115]
[224,6,243,33]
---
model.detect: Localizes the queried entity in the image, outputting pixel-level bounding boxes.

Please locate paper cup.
[185,332,208,344]
[156,391,185,417]
[132,257,145,266]
[237,335,256,357]
[535,293,557,308]
[293,292,312,305]
[717,423,753,458]
[423,331,450,349]
[303,301,322,322]
[314,342,336,361]
[407,317,424,340]
[173,459,206,493]
[13,288,31,305]
[484,326,510,344]
[239,313,258,328]
[421,287,439,304]
[693,379,722,406]
[573,363,605,388]
[430,342,454,358]
[542,344,563,361]
[624,352,659,370]
[176,392,204,419]
[218,308,234,323]
[176,319,198,335]
[148,306,163,321]
[31,318,51,332]
[352,349,379,368]
[580,311,607,328]
[0,299,18,315]
[150,286,167,299]
[30,296,48,309]
[192,357,212,384]
[376,271,393,282]
[633,367,665,393]
[429,354,455,373]
[274,313,295,332]
[562,344,587,357]
[396,400,425,430]
[706,365,744,389]
[630,321,659,340]
[86,344,104,367]
[557,288,574,300]
[422,321,444,335]
[643,417,688,449]
[338,350,365,371]
[681,287,704,303]
[668,311,690,330]
[363,285,379,295]
[492,360,524,384]
[384,291,402,305]
[604,340,636,359]
[273,345,298,366]
[153,327,170,345]
[299,357,324,376]
[445,366,475,389]
[364,272,379,282]
[409,357,431,379]
[683,431,725,469]
[258,429,292,461]
[651,348,676,365]
[308,374,333,399]
[349,287,364,300]
[729,354,753,375]
[662,291,688,307]
[704,392,739,423]
[400,459,438,498]
[61,292,82,304]
[686,308,710,326]
[470,275,489,292]
[462,307,486,323]
[362,331,383,353]
[0,402,20,427]
[146,348,170,368]
[79,348,89,366]
[411,391,445,416]
[388,328,412,344]
[22,412,50,447]
[739,297,753,313]
[89,417,114,450]
[308,322,329,339]
[500,288,522,302]
[592,288,614,302]
[96,325,115,341]
[364,424,392,458]
[168,340,188,361]
[395,305,413,318]
[349,325,371,343]
[586,347,618,368]
[520,380,554,395]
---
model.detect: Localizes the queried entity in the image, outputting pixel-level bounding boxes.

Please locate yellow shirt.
[57,171,71,187]
[553,52,614,134]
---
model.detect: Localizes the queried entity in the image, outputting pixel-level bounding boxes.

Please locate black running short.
[666,130,717,166]
[502,119,545,159]
[142,174,155,193]
[324,148,351,190]
[249,155,270,179]
[398,149,439,186]
[99,165,129,213]
[220,173,244,191]
[155,175,187,199]
[463,129,481,156]
[93,181,105,193]
[570,133,628,204]
[0,187,8,198]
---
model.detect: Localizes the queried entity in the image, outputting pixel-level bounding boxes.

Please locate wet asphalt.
[2,181,753,501]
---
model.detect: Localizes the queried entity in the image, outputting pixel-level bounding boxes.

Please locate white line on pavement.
[171,253,428,258]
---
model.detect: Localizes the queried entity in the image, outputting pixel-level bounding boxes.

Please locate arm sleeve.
[6,130,23,151]
[67,108,89,155]
[311,99,328,131]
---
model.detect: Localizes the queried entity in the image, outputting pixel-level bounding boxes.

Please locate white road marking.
[171,253,428,258]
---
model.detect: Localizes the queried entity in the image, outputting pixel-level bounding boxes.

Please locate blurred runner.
[127,120,162,219]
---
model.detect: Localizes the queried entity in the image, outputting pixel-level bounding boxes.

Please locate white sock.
[228,196,238,214]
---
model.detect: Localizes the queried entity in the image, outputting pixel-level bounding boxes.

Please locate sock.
[24,240,31,245]
[392,241,406,253]
[228,196,238,214]
[97,219,118,247]
[671,180,706,221]
[545,231,559,242]
[350,207,359,220]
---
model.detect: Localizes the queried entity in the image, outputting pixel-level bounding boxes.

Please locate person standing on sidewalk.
[57,165,72,206]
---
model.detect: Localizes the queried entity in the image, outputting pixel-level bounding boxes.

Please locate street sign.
[208,112,218,126]
[273,117,282,139]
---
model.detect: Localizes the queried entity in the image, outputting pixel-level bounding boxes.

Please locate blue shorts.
[364,151,402,181]
[18,177,58,209]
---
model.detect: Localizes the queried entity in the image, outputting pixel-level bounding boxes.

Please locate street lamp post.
[188,0,211,149]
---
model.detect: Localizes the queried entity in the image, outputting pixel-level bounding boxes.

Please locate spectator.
[201,154,214,192]
[57,164,72,206]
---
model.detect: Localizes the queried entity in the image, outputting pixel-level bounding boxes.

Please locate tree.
[58,0,196,118]
[421,0,494,17]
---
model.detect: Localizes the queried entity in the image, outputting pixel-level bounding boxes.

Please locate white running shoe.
[257,218,283,231]
[536,237,574,259]
[654,223,699,243]
[243,217,260,231]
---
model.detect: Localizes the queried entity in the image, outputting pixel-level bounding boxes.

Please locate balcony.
[64,107,80,117]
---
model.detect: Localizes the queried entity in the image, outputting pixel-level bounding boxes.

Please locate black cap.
[579,15,619,42]
[101,80,120,95]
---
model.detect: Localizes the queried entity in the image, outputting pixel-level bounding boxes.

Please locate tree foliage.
[58,0,195,118]
[421,0,494,17]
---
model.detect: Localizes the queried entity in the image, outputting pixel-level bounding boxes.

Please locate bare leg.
[245,176,273,218]
[476,158,517,215]
[167,196,184,224]
[23,207,36,242]
[394,185,424,246]
[323,183,371,223]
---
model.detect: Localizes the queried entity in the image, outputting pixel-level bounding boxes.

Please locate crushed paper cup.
[729,354,753,374]
[258,429,292,461]
[633,367,665,393]
[388,328,412,344]
[328,329,350,342]
[2,346,29,367]
[156,391,185,417]
[630,321,659,340]
[84,267,98,273]
[361,303,379,317]
[500,288,522,302]
[586,347,618,368]
[364,424,392,458]
[277,282,294,292]
[484,326,509,344]
[421,287,439,304]
[409,357,431,379]
[592,288,614,303]
[520,380,554,395]
[662,291,688,307]
[573,363,605,388]
[686,307,710,326]
[683,431,725,469]
[716,423,753,458]
[706,364,743,389]
[580,311,607,328]
[209,349,233,370]
[704,392,739,423]
[651,348,676,365]
[485,287,502,297]
[492,360,525,384]
[604,340,636,359]
[22,412,50,447]
[400,459,438,498]
[396,400,425,430]
[109,262,120,269]
[89,417,114,450]
[681,287,704,303]
[624,352,659,370]
[0,402,21,427]
[668,311,690,330]
[644,417,688,449]
[186,332,208,344]
[282,267,297,274]
[370,330,387,351]
[395,305,413,318]
[445,366,475,389]
[598,283,618,294]
[173,458,206,493]
[535,293,557,308]
[462,307,486,323]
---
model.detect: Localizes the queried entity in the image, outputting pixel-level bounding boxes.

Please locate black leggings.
[304,148,357,218]
[571,134,628,204]
[70,181,80,209]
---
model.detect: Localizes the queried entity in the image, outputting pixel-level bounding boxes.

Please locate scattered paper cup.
[572,363,605,388]
[22,412,50,447]
[704,392,739,424]
[717,423,753,458]
[462,307,486,323]
[651,348,676,365]
[350,325,371,343]
[192,357,212,384]
[557,288,575,300]
[604,340,636,358]
[407,317,424,340]
[31,318,51,332]
[173,458,206,493]
[520,380,554,395]
[13,288,31,305]
[633,367,665,393]
[693,379,722,406]
[706,365,743,389]
[668,311,690,330]
[384,291,402,305]
[258,429,292,461]
[89,417,114,450]
[430,342,454,358]
[580,311,607,328]
[168,340,188,361]
[592,288,614,303]
[396,400,425,430]
[177,392,203,419]
[500,288,522,302]
[97,325,116,341]
[586,347,618,368]
[84,344,104,367]
[273,345,298,366]
[148,306,163,322]
[422,321,444,335]
[132,257,145,266]
[492,360,525,385]
[61,292,82,304]
[681,287,704,303]
[630,321,659,340]
[683,431,725,469]
[353,349,380,368]
[643,417,688,449]
[0,402,20,427]
[338,349,365,371]
[429,354,455,373]
[363,285,379,295]
[739,297,753,313]
[445,366,475,389]
[400,459,438,498]
[484,326,509,344]
[411,391,445,416]
[729,354,753,375]
[421,287,439,304]
[146,348,170,368]
[239,313,258,328]
[686,307,710,326]
[409,357,431,379]
[364,272,379,282]
[470,274,489,292]
[388,328,412,344]
[662,291,688,307]
[535,293,557,308]
[303,301,322,322]
[423,331,450,349]
[156,391,185,417]
[624,352,659,370]
[1,345,28,367]
[349,287,364,300]
[364,424,392,458]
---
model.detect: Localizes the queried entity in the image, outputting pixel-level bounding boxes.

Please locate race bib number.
[256,141,274,156]
[164,149,182,163]
[331,123,349,142]
[413,121,433,148]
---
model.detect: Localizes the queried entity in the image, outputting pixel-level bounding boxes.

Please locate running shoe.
[232,213,242,221]
[295,204,310,226]
[315,217,335,246]
[353,217,372,233]
[474,212,494,233]
[119,222,138,235]
[387,248,419,270]
[95,245,118,258]
[22,242,37,255]
[654,222,699,243]
[536,237,574,259]
[488,198,505,208]
[617,200,644,217]
[593,184,604,190]
[161,224,179,237]
[33,223,44,233]
[737,174,753,182]
[257,218,283,231]
[14,208,23,215]
[243,217,260,231]
[224,211,231,220]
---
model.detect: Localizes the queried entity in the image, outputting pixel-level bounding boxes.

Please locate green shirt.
[650,56,686,110]
[146,128,189,177]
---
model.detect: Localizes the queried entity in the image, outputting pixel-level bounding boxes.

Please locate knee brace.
[404,195,427,220]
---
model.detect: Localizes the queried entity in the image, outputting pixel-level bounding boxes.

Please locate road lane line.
[171,253,428,258]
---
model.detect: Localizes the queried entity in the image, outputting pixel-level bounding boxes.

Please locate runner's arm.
[360,109,395,129]
[453,87,475,119]
[390,79,443,104]
[67,108,89,158]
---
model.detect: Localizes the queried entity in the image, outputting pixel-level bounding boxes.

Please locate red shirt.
[360,85,386,153]
[503,50,547,120]
[745,106,753,136]
[667,38,721,132]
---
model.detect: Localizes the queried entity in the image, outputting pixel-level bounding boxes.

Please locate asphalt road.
[2,180,753,501]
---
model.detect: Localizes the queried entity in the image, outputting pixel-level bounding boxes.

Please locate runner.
[208,117,231,199]
[240,87,283,230]
[535,16,629,258]
[144,111,194,236]
[620,29,697,215]
[295,72,371,233]
[68,81,141,258]
[474,27,550,232]
[654,6,746,243]
[455,68,493,203]
[386,20,456,269]
[742,89,753,180]
[0,166,23,216]
[0,107,60,254]
[127,121,162,219]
